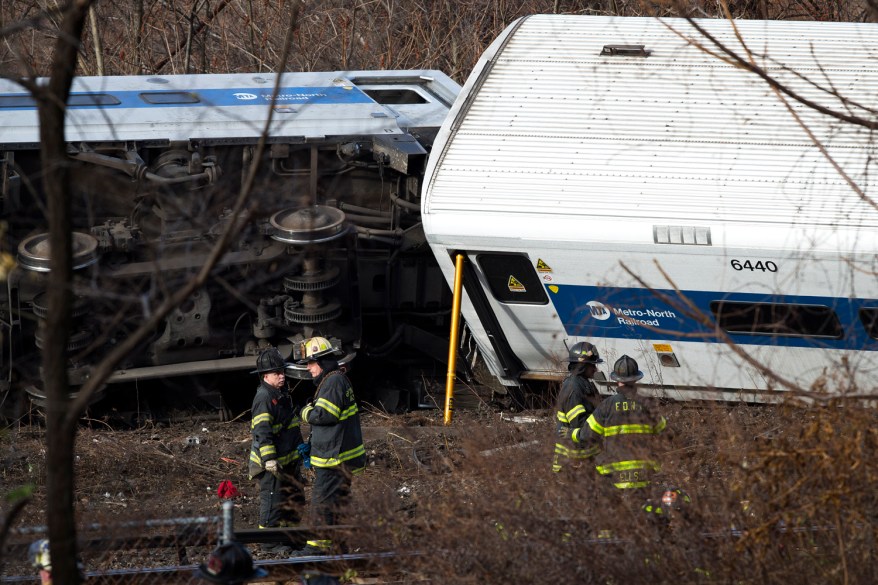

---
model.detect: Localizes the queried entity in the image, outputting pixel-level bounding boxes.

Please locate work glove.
[297,442,312,469]
[264,459,280,474]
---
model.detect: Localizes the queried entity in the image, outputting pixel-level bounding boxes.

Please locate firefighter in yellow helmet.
[295,337,366,555]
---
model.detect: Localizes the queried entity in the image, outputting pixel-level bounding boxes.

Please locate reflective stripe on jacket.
[553,374,600,472]
[571,391,666,489]
[301,369,366,473]
[248,380,303,479]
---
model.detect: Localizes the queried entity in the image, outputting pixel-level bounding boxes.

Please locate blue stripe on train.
[547,284,878,351]
[0,86,373,110]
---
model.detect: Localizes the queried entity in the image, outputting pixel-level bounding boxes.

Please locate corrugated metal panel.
[424,16,878,232]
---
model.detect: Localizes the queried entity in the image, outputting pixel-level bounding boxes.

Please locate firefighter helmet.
[565,341,603,364]
[610,354,643,383]
[298,336,336,363]
[28,539,51,571]
[642,487,692,522]
[195,541,268,584]
[661,487,691,511]
[250,347,288,374]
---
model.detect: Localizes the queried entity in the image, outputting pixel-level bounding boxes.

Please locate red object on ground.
[217,480,239,499]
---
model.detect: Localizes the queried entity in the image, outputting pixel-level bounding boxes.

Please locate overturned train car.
[0,70,462,412]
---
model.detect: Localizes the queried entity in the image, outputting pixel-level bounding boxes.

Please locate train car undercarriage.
[0,71,468,417]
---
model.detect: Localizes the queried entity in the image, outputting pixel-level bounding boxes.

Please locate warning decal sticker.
[507,275,526,292]
[536,259,552,273]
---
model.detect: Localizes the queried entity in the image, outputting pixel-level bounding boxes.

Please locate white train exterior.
[0,70,461,411]
[422,15,878,401]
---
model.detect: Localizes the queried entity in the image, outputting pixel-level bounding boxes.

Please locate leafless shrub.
[344,402,878,583]
[3,1,868,82]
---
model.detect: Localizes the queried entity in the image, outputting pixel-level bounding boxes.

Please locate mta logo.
[586,300,611,321]
[233,93,257,100]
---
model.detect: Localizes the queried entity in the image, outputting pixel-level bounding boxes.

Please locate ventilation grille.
[654,225,711,246]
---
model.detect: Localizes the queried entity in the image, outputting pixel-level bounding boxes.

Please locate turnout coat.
[571,388,667,489]
[300,365,367,473]
[553,374,600,472]
[248,380,304,479]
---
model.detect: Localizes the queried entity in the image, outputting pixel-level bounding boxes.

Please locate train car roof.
[422,15,878,253]
[0,70,460,147]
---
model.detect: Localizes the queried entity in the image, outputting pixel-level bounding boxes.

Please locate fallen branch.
[479,440,541,457]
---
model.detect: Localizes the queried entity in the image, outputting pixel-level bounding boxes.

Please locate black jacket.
[572,386,667,489]
[248,380,304,479]
[301,364,366,473]
[553,374,600,471]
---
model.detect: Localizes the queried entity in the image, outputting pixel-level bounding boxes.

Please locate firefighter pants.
[311,466,351,527]
[257,461,305,528]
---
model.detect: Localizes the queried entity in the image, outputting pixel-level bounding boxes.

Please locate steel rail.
[1,551,402,584]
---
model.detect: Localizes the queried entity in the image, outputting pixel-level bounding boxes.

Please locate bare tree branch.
[66,0,307,424]
[620,260,876,403]
[151,0,233,73]
[658,2,878,131]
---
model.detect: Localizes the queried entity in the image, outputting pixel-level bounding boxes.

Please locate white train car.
[422,15,878,402]
[0,70,461,411]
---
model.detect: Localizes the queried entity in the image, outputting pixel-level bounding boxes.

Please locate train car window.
[859,308,878,339]
[1,94,120,108]
[139,92,200,105]
[475,253,548,305]
[0,95,36,108]
[362,89,427,104]
[68,94,121,106]
[710,301,843,338]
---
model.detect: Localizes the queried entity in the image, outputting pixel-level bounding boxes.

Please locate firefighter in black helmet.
[247,347,306,554]
[571,355,668,493]
[552,341,604,474]
[195,541,268,584]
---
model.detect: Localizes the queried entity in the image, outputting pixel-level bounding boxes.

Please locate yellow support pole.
[444,253,465,425]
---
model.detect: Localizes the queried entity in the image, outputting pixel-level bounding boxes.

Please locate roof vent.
[600,44,651,57]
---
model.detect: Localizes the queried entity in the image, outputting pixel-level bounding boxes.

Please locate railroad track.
[0,489,431,583]
[1,550,403,584]
[3,514,853,585]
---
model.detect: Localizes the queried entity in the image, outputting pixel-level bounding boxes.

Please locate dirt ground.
[0,393,524,575]
[1,405,485,522]
[7,391,872,584]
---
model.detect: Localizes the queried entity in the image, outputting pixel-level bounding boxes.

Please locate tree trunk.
[25,4,303,583]
[38,2,93,584]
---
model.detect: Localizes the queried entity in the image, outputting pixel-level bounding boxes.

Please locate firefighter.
[641,486,692,536]
[195,541,269,584]
[571,355,668,494]
[296,336,366,555]
[247,347,306,554]
[552,341,604,473]
[28,539,52,585]
[28,539,82,585]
